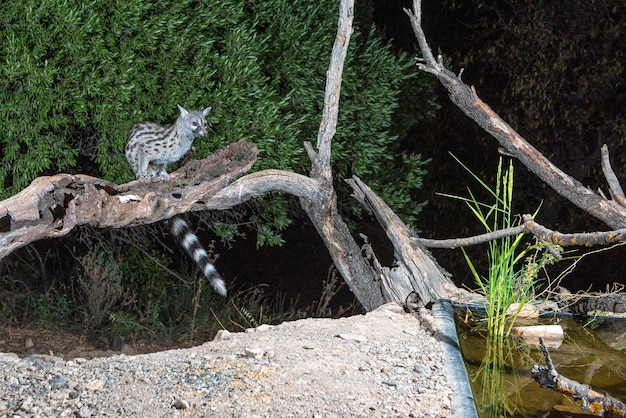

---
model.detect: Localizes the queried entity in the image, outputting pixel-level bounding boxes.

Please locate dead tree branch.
[523,215,626,247]
[531,337,626,417]
[0,139,258,259]
[348,176,472,305]
[297,0,389,310]
[601,144,626,208]
[405,0,626,230]
[412,225,527,249]
[413,214,626,249]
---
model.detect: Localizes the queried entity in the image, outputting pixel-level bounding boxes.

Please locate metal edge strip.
[432,299,479,417]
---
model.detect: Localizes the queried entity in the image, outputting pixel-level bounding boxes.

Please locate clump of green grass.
[442,156,557,337]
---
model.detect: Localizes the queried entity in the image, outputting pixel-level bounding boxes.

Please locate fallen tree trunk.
[0,139,257,260]
[347,176,474,306]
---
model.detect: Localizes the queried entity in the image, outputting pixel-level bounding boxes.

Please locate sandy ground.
[0,303,456,417]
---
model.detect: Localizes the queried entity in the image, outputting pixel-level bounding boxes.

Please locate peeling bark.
[347,176,473,306]
[0,139,258,259]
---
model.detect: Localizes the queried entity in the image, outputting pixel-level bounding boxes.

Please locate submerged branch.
[532,337,626,417]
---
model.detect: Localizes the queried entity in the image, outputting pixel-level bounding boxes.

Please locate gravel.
[0,303,456,417]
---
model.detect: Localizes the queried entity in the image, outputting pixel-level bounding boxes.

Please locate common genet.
[125,105,227,296]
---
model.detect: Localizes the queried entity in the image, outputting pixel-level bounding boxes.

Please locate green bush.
[1,0,436,225]
[0,1,439,335]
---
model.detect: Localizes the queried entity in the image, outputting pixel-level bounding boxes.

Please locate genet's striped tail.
[170,217,227,297]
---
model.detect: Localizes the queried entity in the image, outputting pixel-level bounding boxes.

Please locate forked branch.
[532,337,626,417]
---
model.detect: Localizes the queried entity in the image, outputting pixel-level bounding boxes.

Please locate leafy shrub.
[0,0,436,226]
[0,0,440,336]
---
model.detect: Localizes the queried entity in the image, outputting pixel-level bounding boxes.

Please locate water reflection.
[456,314,626,417]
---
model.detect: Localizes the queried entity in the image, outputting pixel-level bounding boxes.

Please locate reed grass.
[442,156,553,337]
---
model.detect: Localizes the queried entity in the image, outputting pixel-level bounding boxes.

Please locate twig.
[411,225,526,249]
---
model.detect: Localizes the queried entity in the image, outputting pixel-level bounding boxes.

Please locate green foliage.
[442,157,558,337]
[77,249,126,329]
[0,0,439,338]
[33,291,72,326]
[117,246,175,325]
[0,0,436,230]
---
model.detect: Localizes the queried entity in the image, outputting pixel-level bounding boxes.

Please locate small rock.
[24,338,34,348]
[173,399,190,409]
[413,363,428,374]
[78,406,94,417]
[49,389,70,400]
[242,347,275,361]
[213,330,231,341]
[256,324,275,332]
[48,375,69,390]
[20,396,33,411]
[83,379,106,391]
[25,354,63,371]
[0,352,20,362]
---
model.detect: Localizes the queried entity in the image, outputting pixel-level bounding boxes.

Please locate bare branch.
[312,0,354,183]
[0,140,258,259]
[523,214,626,247]
[405,0,626,230]
[403,1,438,70]
[348,175,467,305]
[298,0,387,310]
[413,213,626,250]
[601,144,626,207]
[412,225,526,249]
[532,337,626,416]
[208,169,321,209]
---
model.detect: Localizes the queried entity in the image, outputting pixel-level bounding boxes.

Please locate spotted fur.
[125,104,211,180]
[125,105,226,296]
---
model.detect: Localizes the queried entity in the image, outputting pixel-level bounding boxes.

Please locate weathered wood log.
[531,337,626,417]
[347,176,474,306]
[0,139,258,259]
[555,289,626,315]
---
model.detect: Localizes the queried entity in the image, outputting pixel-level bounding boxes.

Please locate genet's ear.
[177,104,190,117]
[202,107,212,117]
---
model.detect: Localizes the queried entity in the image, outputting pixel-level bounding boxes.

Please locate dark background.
[220,0,626,304]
